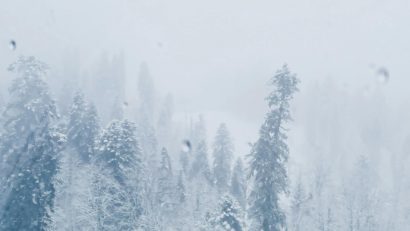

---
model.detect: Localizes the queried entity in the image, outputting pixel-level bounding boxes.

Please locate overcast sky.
[1,0,410,156]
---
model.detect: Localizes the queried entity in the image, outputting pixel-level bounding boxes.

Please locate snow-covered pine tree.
[308,165,335,231]
[192,115,207,148]
[212,123,234,192]
[48,95,100,230]
[137,62,155,125]
[157,94,174,150]
[84,103,100,154]
[67,90,87,140]
[67,91,100,162]
[290,176,310,231]
[210,195,245,231]
[94,119,143,230]
[97,120,142,184]
[135,115,162,230]
[138,122,158,181]
[169,170,193,230]
[0,56,65,230]
[342,155,379,231]
[176,170,187,204]
[180,149,190,175]
[189,139,219,230]
[136,123,160,229]
[136,62,158,173]
[230,158,246,209]
[190,140,212,184]
[91,53,125,123]
[186,118,219,229]
[157,147,174,213]
[184,115,207,179]
[248,64,299,231]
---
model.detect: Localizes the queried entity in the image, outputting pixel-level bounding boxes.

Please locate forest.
[1,1,410,230]
[0,55,408,231]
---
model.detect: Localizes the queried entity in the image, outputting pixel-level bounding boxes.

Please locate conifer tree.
[137,62,155,125]
[157,147,174,212]
[48,94,100,230]
[94,119,143,230]
[190,140,212,184]
[212,123,234,192]
[230,158,246,208]
[97,120,142,184]
[0,56,65,230]
[309,165,335,231]
[248,64,299,230]
[176,170,187,204]
[67,91,100,162]
[179,149,190,175]
[290,176,310,231]
[342,155,379,231]
[192,115,207,148]
[157,94,174,149]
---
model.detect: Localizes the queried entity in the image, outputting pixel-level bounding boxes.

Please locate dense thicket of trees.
[0,56,408,231]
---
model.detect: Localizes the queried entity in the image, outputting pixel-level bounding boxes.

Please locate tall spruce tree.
[190,140,212,184]
[157,94,174,149]
[136,62,158,175]
[48,95,100,230]
[94,119,143,230]
[179,149,190,175]
[0,56,65,230]
[84,103,100,155]
[138,62,154,117]
[342,155,379,231]
[176,170,187,204]
[192,115,206,148]
[97,120,142,184]
[67,91,100,162]
[248,64,299,230]
[230,158,246,208]
[212,123,234,192]
[308,165,335,231]
[157,147,174,212]
[290,176,310,231]
[189,133,216,228]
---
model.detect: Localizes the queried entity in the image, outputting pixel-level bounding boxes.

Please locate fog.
[1,0,410,230]
[2,1,410,152]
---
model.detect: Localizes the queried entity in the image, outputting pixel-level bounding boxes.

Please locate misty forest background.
[0,54,408,231]
[3,0,410,230]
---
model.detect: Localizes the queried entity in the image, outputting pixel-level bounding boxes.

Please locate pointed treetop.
[267,64,299,108]
[8,56,48,77]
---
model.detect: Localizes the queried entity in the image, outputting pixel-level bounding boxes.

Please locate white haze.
[1,0,410,229]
